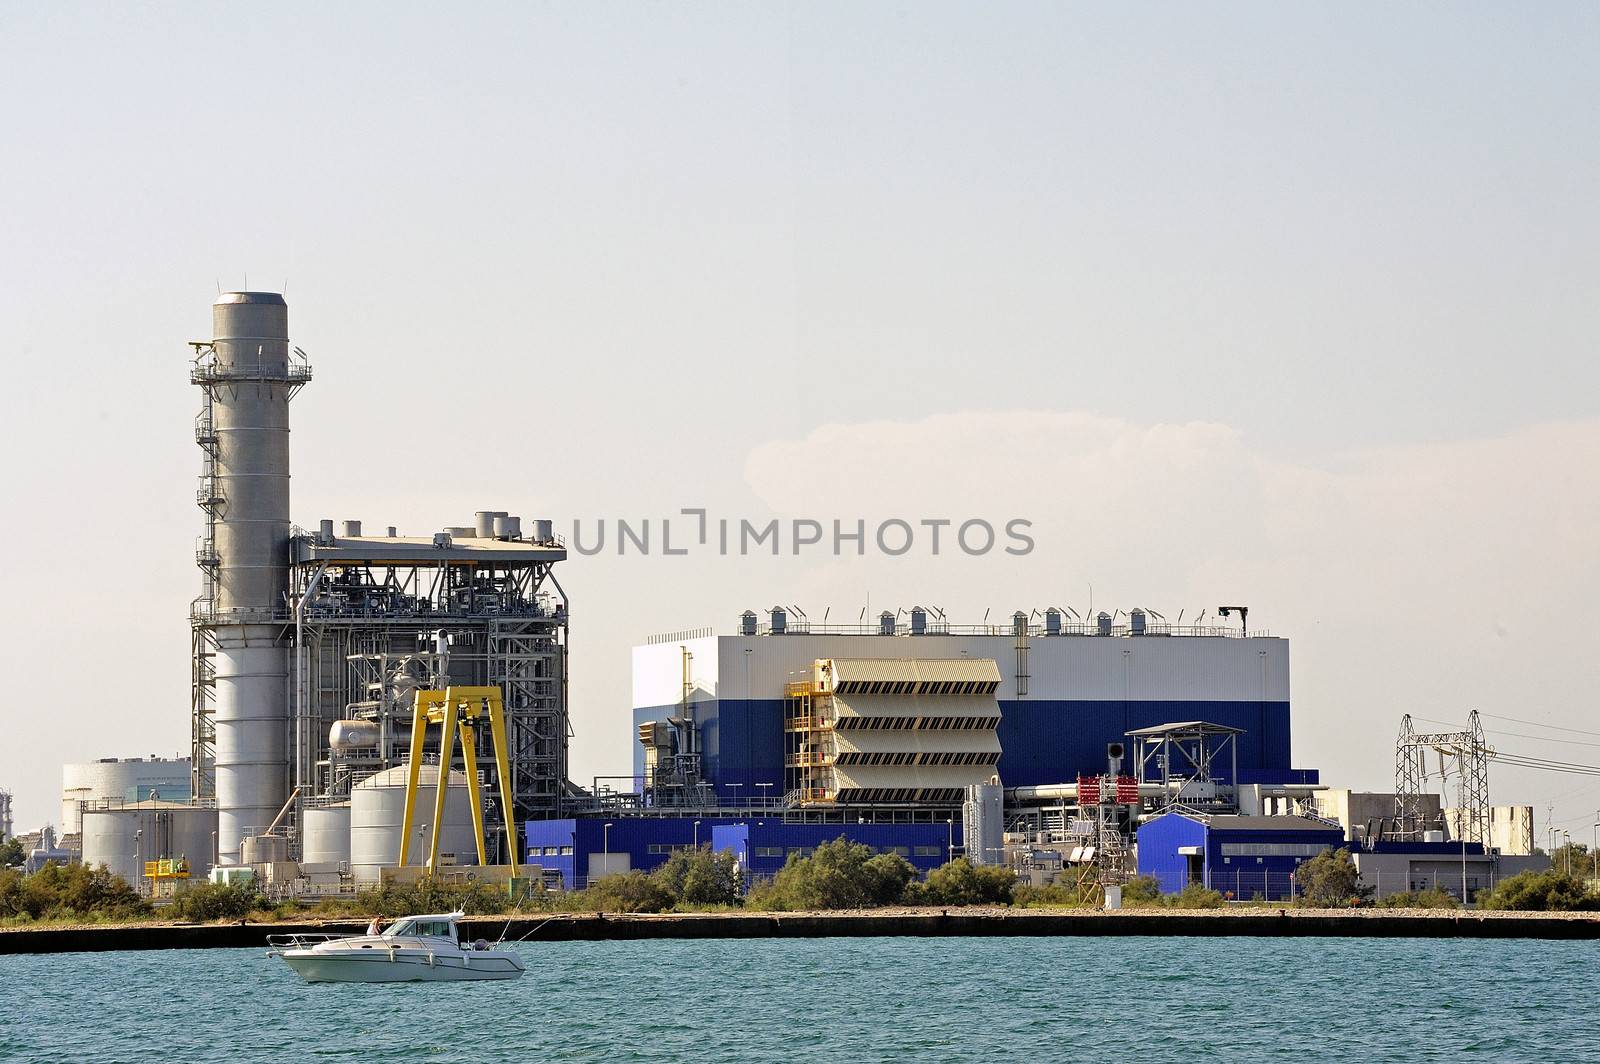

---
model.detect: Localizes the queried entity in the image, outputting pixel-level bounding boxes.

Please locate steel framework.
[288,547,569,860]
[1393,711,1492,844]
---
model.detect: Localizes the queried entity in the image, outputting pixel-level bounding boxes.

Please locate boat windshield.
[384,918,454,940]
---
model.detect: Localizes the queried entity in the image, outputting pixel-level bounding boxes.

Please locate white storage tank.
[301,803,352,866]
[81,802,218,886]
[350,765,477,885]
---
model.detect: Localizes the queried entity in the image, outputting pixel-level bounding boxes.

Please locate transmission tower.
[1393,710,1492,844]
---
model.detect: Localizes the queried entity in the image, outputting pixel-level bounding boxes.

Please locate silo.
[300,803,352,867]
[196,292,304,864]
[350,765,477,884]
[82,803,218,886]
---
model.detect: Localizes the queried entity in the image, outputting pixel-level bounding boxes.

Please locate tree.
[649,844,741,906]
[909,858,1017,906]
[1294,848,1371,908]
[1477,869,1598,912]
[747,836,917,911]
[577,871,673,913]
[0,837,24,868]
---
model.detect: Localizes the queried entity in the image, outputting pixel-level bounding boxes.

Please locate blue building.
[526,817,961,889]
[1136,811,1345,901]
[632,617,1291,801]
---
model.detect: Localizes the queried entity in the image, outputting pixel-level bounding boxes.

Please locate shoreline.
[2,907,1597,955]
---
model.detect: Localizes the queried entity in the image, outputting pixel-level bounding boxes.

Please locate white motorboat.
[267,911,524,983]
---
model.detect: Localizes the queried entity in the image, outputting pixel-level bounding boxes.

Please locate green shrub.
[907,858,1017,906]
[167,881,262,922]
[1010,881,1084,908]
[0,863,149,922]
[746,837,917,911]
[1164,882,1227,909]
[1378,888,1460,910]
[1121,875,1163,906]
[649,845,741,907]
[1477,869,1598,912]
[354,878,516,917]
[571,871,672,913]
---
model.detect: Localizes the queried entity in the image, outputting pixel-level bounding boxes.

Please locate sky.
[0,2,1596,839]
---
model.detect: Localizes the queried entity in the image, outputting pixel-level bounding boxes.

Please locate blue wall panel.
[637,699,1293,793]
[526,817,961,890]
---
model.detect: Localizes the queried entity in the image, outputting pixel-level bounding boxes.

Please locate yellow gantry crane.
[397,686,519,878]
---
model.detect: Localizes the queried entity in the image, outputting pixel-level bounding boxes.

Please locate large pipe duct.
[199,292,301,863]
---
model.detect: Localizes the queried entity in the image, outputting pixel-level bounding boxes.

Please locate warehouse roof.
[1197,815,1342,832]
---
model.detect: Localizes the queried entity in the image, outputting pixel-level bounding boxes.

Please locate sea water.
[2,935,1594,1062]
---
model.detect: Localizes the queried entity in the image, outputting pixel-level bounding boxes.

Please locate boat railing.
[265,932,349,950]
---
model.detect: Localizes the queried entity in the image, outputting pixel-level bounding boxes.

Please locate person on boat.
[366,916,382,936]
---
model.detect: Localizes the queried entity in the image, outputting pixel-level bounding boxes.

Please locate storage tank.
[300,803,352,866]
[61,757,192,835]
[350,765,477,884]
[81,802,218,886]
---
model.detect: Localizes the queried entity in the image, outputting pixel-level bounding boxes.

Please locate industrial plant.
[38,292,1546,904]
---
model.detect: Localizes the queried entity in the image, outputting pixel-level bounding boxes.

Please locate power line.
[1479,711,1600,740]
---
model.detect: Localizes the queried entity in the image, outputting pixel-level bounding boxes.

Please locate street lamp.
[604,822,614,868]
[1562,830,1572,876]
[694,820,702,849]
[945,817,953,863]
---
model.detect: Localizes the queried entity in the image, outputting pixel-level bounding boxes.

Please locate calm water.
[2,936,1594,1062]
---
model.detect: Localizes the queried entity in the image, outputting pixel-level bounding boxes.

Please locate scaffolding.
[784,676,833,804]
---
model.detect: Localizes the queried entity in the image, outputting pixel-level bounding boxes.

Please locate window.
[754,847,783,858]
[559,846,573,856]
[1218,843,1331,858]
[890,846,911,857]
[913,846,940,857]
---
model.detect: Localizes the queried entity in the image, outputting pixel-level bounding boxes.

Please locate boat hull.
[278,948,524,983]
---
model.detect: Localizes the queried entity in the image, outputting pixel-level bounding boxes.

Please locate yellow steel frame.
[397,686,519,878]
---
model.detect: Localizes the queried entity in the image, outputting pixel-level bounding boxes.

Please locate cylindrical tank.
[61,758,192,835]
[879,610,896,636]
[1096,611,1113,636]
[350,765,478,885]
[318,518,335,543]
[445,527,475,538]
[910,607,927,635]
[1045,607,1062,635]
[341,519,362,537]
[329,719,381,751]
[1130,608,1147,635]
[492,515,521,539]
[532,519,553,543]
[241,834,290,864]
[301,803,352,866]
[204,292,299,864]
[474,511,499,538]
[81,803,218,886]
[739,610,759,636]
[769,607,786,634]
